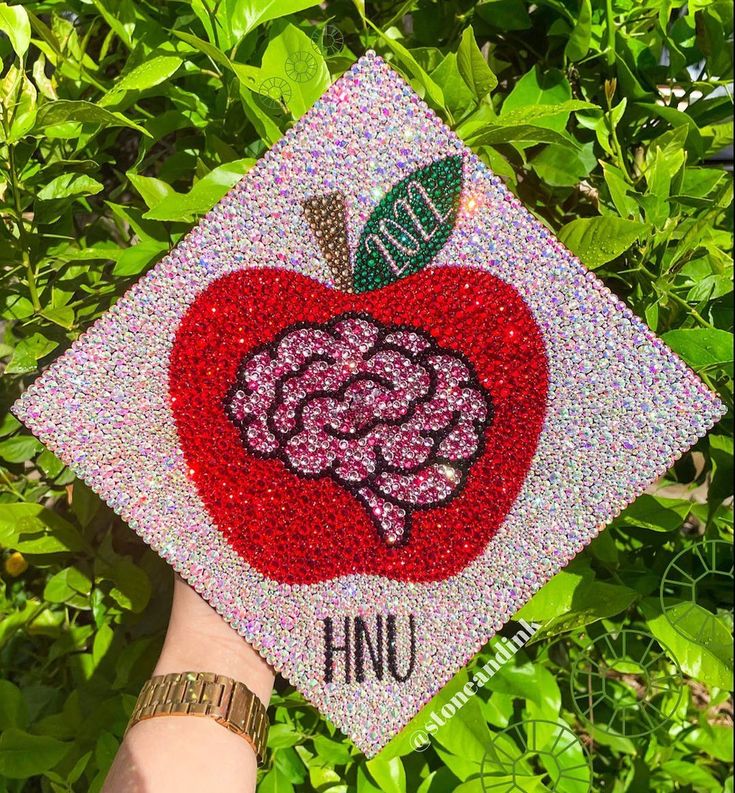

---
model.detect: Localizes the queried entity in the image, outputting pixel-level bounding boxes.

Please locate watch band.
[125,671,269,764]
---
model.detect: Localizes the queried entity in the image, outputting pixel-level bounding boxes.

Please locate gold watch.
[125,671,269,764]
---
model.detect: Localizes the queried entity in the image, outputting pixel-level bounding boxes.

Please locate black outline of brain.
[224,312,493,546]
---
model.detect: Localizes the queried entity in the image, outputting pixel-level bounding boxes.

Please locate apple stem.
[302,191,353,292]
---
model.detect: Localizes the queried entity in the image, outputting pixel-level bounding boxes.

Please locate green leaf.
[637,102,704,161]
[601,162,640,219]
[33,100,150,136]
[99,55,183,106]
[111,637,155,689]
[640,598,733,691]
[0,435,42,463]
[431,53,475,117]
[416,768,460,793]
[0,2,30,58]
[661,328,734,371]
[88,0,134,49]
[498,100,595,126]
[502,67,574,133]
[365,756,407,793]
[353,155,463,293]
[70,479,100,528]
[44,567,92,604]
[468,123,576,148]
[660,760,721,792]
[466,102,593,149]
[112,240,168,277]
[108,559,151,613]
[614,493,692,532]
[13,529,85,554]
[457,25,497,100]
[7,72,37,142]
[486,656,562,720]
[558,216,648,269]
[0,681,28,730]
[475,0,531,31]
[684,725,734,763]
[0,413,21,437]
[266,723,301,749]
[225,0,320,40]
[92,625,115,669]
[708,434,733,506]
[127,173,175,210]
[312,734,352,765]
[532,142,596,187]
[0,729,68,779]
[172,30,232,70]
[259,767,295,793]
[4,333,59,374]
[516,565,638,637]
[37,173,103,201]
[236,82,282,147]
[256,22,329,119]
[271,750,303,785]
[40,305,75,329]
[0,503,86,553]
[143,158,255,222]
[565,0,592,62]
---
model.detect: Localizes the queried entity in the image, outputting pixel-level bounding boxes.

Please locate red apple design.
[169,266,548,584]
[170,157,548,584]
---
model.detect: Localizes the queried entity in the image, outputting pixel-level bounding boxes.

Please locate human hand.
[102,574,275,793]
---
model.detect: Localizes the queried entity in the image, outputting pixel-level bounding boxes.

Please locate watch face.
[13,52,725,755]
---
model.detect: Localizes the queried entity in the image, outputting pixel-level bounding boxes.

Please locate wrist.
[154,576,275,706]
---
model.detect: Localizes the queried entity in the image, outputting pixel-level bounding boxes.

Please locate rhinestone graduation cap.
[13,52,725,755]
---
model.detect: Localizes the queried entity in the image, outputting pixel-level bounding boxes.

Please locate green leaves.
[0,2,731,791]
[515,563,638,638]
[353,156,463,292]
[5,332,66,373]
[614,494,692,533]
[136,158,255,222]
[36,173,103,201]
[0,503,86,553]
[99,55,183,106]
[368,22,446,113]
[661,328,734,372]
[0,435,43,464]
[43,567,92,605]
[564,0,592,62]
[0,681,28,730]
[641,599,733,691]
[364,756,406,793]
[0,2,30,58]
[0,729,69,779]
[558,216,648,269]
[106,559,152,614]
[33,99,150,135]
[226,0,321,40]
[461,70,594,153]
[457,25,497,101]
[502,67,576,132]
[257,23,330,118]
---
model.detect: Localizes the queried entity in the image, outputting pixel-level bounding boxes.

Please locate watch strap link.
[125,671,268,764]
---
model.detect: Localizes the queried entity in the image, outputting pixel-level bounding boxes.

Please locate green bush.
[0,1,732,791]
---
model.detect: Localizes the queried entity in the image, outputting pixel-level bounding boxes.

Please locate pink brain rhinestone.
[224,312,493,545]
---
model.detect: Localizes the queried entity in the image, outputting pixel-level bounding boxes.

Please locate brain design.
[224,313,492,545]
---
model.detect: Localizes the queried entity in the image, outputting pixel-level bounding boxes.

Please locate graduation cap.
[13,52,725,755]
